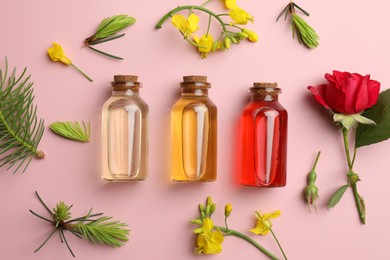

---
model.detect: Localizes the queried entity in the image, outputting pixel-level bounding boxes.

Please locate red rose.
[308,71,380,115]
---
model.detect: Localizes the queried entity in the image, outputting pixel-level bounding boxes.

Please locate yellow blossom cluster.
[164,0,258,58]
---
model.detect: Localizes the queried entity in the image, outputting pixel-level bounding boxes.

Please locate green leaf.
[327,185,349,209]
[50,121,90,142]
[0,58,45,173]
[356,89,390,148]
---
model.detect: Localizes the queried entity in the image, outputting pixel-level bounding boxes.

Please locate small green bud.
[237,32,248,39]
[304,151,321,211]
[190,219,203,225]
[193,227,203,234]
[224,37,231,49]
[199,204,205,213]
[230,37,238,44]
[211,41,219,52]
[210,203,216,215]
[206,196,213,207]
[205,204,211,215]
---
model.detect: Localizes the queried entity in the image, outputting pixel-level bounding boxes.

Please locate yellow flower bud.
[242,28,258,42]
[224,203,232,217]
[224,37,231,49]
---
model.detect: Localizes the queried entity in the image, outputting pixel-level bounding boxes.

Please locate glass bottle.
[239,82,287,187]
[102,75,148,181]
[171,76,217,182]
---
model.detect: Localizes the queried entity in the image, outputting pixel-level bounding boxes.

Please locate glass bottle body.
[171,79,217,182]
[239,85,287,187]
[102,88,148,181]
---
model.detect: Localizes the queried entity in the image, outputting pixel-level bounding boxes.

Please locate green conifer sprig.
[0,58,45,173]
[50,121,90,142]
[30,191,130,257]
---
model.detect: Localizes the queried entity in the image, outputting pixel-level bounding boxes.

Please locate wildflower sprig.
[30,191,130,257]
[190,196,286,259]
[277,2,319,48]
[84,15,136,60]
[156,0,258,58]
[47,42,93,82]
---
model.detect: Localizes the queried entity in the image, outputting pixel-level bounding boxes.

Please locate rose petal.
[308,85,332,110]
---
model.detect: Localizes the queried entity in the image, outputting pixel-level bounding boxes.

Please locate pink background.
[1,0,390,259]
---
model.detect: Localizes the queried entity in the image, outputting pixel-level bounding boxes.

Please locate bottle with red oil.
[239,82,287,187]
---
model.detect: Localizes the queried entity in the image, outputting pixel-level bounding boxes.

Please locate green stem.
[87,33,125,46]
[217,226,279,260]
[270,228,288,260]
[201,0,213,6]
[155,5,227,35]
[342,128,365,224]
[352,183,366,224]
[342,128,352,169]
[70,64,93,82]
[311,151,321,172]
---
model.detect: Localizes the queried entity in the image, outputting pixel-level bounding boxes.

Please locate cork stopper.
[114,75,138,83]
[251,82,281,94]
[183,75,207,83]
[253,82,278,88]
[112,75,141,91]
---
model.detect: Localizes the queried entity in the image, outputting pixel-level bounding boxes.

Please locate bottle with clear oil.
[171,76,217,182]
[102,75,148,181]
[239,82,287,187]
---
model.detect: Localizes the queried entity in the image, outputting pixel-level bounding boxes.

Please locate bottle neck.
[181,88,209,97]
[251,93,279,102]
[112,89,139,96]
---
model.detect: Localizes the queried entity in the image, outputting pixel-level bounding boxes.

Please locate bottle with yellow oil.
[171,75,217,182]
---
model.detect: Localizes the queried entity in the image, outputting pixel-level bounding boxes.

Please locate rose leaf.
[356,89,390,148]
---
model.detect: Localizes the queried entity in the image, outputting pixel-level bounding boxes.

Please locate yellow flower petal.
[195,218,224,255]
[250,210,281,236]
[195,34,214,58]
[47,42,72,65]
[222,0,238,10]
[243,28,258,42]
[263,210,281,220]
[229,8,254,25]
[171,13,199,38]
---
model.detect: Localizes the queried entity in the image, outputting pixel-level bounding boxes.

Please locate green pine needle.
[84,15,136,60]
[30,191,130,257]
[85,14,136,44]
[50,121,90,142]
[291,13,319,48]
[0,58,45,173]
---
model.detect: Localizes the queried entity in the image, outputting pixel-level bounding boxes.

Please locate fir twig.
[30,191,130,257]
[0,58,45,173]
[50,121,91,142]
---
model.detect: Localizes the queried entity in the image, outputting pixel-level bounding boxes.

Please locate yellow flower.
[195,218,224,255]
[229,8,254,25]
[171,13,199,38]
[242,28,258,42]
[194,34,214,58]
[47,42,72,65]
[250,210,281,236]
[222,0,238,10]
[47,42,93,82]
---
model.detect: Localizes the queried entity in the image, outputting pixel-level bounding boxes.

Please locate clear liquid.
[102,94,148,181]
[171,96,217,182]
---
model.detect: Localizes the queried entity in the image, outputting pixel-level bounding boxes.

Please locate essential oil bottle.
[171,76,217,182]
[102,75,148,181]
[239,82,287,187]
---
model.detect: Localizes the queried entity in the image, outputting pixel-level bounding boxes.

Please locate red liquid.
[239,100,287,187]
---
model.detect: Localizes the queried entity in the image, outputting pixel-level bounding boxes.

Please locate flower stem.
[270,228,288,260]
[342,128,366,224]
[70,64,93,82]
[217,226,279,260]
[342,128,352,169]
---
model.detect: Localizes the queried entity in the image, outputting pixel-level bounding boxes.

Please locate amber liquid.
[102,92,148,181]
[239,100,287,187]
[171,95,217,182]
